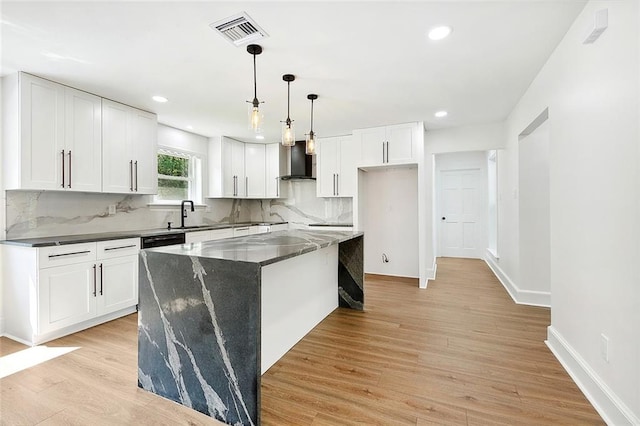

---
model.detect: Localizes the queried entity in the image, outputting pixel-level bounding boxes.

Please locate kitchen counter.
[147,228,362,266]
[138,229,364,425]
[0,222,288,247]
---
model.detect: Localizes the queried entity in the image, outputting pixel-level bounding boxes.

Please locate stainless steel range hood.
[280,141,315,181]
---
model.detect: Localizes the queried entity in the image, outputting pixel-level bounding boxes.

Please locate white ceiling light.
[428,26,452,41]
[434,110,448,118]
[152,95,168,103]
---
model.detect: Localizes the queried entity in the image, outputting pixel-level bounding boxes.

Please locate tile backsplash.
[5,181,352,239]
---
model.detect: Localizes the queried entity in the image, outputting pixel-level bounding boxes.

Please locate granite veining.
[147,229,363,266]
[138,229,364,425]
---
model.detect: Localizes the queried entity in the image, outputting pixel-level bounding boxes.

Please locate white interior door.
[439,169,482,258]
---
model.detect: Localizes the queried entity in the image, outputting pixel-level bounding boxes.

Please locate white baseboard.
[546,326,639,425]
[484,253,550,307]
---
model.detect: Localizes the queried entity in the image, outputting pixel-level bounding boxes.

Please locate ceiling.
[1,1,586,144]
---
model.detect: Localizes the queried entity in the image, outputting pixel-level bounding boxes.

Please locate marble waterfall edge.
[138,250,261,425]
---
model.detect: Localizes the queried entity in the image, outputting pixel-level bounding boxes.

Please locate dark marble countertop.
[144,229,364,267]
[0,222,288,247]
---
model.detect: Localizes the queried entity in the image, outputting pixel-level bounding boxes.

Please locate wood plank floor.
[0,257,603,425]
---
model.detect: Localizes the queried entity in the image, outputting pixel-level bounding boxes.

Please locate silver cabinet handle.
[129,160,134,191]
[61,150,65,188]
[48,250,91,259]
[332,173,336,196]
[135,160,138,192]
[93,264,97,297]
[275,177,279,197]
[382,142,385,163]
[104,244,137,251]
[336,174,339,196]
[386,141,389,163]
[68,150,72,188]
[245,176,248,198]
[99,263,104,295]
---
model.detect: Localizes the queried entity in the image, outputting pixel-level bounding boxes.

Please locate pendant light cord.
[310,98,314,133]
[287,82,291,121]
[253,54,258,104]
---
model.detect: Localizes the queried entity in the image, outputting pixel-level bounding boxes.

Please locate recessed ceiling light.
[428,26,452,41]
[152,95,168,103]
[435,110,448,118]
[256,135,265,140]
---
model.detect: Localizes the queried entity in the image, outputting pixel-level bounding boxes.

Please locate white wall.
[498,1,639,422]
[361,167,419,278]
[0,79,4,334]
[518,120,550,298]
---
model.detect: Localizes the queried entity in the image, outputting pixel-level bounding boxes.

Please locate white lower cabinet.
[2,238,139,345]
[185,228,234,244]
[38,261,96,335]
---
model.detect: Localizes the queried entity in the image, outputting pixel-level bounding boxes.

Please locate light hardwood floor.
[0,257,603,425]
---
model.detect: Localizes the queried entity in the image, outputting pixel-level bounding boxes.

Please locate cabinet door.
[386,123,414,163]
[357,127,386,166]
[131,109,158,194]
[232,140,246,197]
[39,262,96,334]
[221,138,236,197]
[185,230,213,244]
[245,143,266,198]
[97,256,138,315]
[19,73,66,190]
[317,137,339,197]
[337,136,359,197]
[265,143,282,198]
[65,87,102,192]
[102,99,133,193]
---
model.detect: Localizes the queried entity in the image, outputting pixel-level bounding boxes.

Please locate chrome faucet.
[180,200,195,228]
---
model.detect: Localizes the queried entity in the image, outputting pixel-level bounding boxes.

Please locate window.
[155,148,203,204]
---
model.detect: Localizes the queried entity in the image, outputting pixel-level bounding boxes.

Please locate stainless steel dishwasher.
[141,233,186,248]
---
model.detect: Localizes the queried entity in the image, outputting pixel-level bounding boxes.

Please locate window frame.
[153,147,204,205]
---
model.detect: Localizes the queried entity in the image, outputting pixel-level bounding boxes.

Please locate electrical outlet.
[600,333,609,363]
[108,204,116,215]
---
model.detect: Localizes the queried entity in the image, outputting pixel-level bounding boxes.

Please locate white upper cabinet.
[245,143,266,198]
[265,143,285,198]
[317,135,359,197]
[2,72,101,191]
[355,122,417,167]
[2,72,157,194]
[102,99,157,194]
[65,87,102,192]
[209,138,283,199]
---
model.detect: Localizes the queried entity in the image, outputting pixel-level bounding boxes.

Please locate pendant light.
[246,44,263,133]
[305,94,318,155]
[281,74,296,146]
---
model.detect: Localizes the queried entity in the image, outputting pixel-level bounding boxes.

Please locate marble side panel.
[138,251,260,426]
[338,235,364,310]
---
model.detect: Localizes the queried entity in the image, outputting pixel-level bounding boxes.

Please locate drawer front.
[97,238,140,259]
[210,228,234,241]
[39,243,97,268]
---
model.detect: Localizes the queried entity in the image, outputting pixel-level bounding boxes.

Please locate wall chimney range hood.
[280,141,315,181]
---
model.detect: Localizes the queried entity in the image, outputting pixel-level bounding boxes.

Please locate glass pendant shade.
[305,94,318,155]
[305,131,316,155]
[281,74,296,147]
[248,102,263,132]
[282,121,295,146]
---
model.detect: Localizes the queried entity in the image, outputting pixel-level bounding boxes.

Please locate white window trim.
[151,146,205,206]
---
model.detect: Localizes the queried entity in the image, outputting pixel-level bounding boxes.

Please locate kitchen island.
[137,229,364,426]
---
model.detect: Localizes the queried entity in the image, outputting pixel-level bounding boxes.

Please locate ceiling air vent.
[210,12,268,46]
